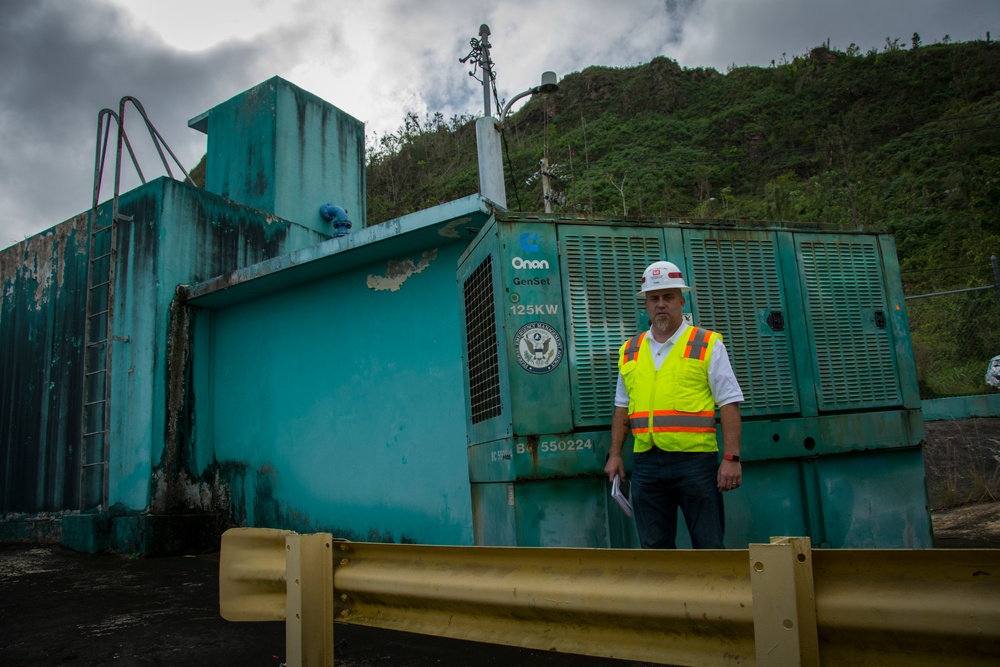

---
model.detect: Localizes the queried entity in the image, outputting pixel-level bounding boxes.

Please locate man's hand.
[605,453,625,483]
[606,406,630,482]
[717,459,742,492]
[717,403,742,492]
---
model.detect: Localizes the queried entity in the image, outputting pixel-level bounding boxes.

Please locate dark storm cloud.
[663,0,702,44]
[0,0,275,246]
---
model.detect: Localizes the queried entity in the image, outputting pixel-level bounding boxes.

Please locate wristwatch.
[723,454,741,462]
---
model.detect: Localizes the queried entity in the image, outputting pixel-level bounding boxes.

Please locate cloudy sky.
[1,0,997,248]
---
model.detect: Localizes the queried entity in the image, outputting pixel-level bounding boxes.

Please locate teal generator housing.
[458,213,930,549]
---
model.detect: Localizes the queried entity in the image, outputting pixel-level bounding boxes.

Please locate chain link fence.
[903,256,1000,399]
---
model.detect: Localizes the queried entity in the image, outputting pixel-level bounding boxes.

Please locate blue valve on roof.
[320,203,352,237]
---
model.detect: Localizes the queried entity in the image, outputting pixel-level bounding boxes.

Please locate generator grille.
[799,238,901,410]
[563,230,663,424]
[688,234,800,416]
[463,255,502,424]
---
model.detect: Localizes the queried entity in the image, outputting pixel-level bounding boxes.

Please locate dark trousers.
[631,449,725,549]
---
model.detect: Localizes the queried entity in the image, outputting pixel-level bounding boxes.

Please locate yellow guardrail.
[219,528,1000,667]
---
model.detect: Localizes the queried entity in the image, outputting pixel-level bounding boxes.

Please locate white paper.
[611,475,633,517]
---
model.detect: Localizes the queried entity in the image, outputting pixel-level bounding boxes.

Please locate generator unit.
[457,213,930,549]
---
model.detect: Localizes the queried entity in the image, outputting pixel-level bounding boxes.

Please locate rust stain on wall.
[366,248,438,292]
[159,287,192,512]
[0,215,86,308]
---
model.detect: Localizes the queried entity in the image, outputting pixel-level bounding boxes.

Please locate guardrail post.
[285,533,334,667]
[749,537,819,667]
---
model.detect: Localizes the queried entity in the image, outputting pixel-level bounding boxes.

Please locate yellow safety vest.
[618,327,721,453]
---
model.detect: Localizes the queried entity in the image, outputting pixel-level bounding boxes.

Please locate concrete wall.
[0,215,88,514]
[0,178,328,543]
[183,197,492,546]
[111,179,330,517]
[204,244,473,544]
[201,76,367,233]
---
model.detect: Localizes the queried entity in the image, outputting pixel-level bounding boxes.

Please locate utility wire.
[902,262,991,274]
[499,125,523,211]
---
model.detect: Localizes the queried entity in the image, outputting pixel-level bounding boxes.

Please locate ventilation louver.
[562,229,663,425]
[799,238,901,410]
[688,233,799,416]
[463,255,502,424]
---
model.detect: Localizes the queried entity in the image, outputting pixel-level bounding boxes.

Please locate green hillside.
[367,38,1000,278]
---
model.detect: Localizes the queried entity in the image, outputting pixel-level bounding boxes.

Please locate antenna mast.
[459,23,496,118]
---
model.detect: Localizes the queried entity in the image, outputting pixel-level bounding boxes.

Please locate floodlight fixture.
[499,71,560,123]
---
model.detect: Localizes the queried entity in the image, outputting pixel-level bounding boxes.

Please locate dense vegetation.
[364,37,1000,397]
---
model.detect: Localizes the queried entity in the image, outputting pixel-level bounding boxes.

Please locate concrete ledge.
[922,394,1000,421]
[61,513,111,553]
[0,517,62,544]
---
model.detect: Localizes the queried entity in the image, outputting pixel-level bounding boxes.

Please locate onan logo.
[518,232,540,252]
[511,257,550,270]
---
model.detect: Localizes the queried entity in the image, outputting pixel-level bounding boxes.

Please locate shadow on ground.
[0,544,663,667]
[3,418,998,666]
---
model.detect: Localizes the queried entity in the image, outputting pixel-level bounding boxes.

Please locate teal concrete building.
[0,77,371,551]
[1,75,937,553]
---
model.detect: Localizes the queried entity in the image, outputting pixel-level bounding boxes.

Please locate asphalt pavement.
[0,543,659,667]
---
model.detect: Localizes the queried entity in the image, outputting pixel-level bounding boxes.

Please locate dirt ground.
[922,417,1000,547]
[1,418,998,667]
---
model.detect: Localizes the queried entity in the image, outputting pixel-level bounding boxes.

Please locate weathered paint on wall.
[3,75,444,552]
[0,216,88,513]
[200,76,366,234]
[113,179,331,516]
[365,249,439,291]
[182,198,492,545]
[204,242,473,544]
[0,177,329,520]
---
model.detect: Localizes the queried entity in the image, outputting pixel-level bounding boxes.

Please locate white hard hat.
[638,261,690,296]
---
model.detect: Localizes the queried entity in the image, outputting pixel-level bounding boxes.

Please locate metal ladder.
[79,97,194,511]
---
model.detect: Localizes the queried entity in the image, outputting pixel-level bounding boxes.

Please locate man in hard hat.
[604,260,744,549]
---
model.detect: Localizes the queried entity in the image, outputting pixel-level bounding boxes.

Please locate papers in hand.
[611,475,632,517]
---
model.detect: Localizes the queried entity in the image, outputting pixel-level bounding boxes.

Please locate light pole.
[499,71,559,124]
[476,71,560,209]
[462,25,560,210]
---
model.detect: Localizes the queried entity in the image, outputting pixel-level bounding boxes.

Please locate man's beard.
[651,314,673,333]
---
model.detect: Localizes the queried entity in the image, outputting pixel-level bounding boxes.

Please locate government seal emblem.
[513,322,563,374]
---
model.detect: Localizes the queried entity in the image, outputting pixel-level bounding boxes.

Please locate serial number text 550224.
[516,439,594,454]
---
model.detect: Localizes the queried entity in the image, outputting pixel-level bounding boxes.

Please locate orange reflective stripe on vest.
[683,327,711,361]
[630,410,716,434]
[649,409,716,433]
[629,411,651,433]
[621,331,647,364]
